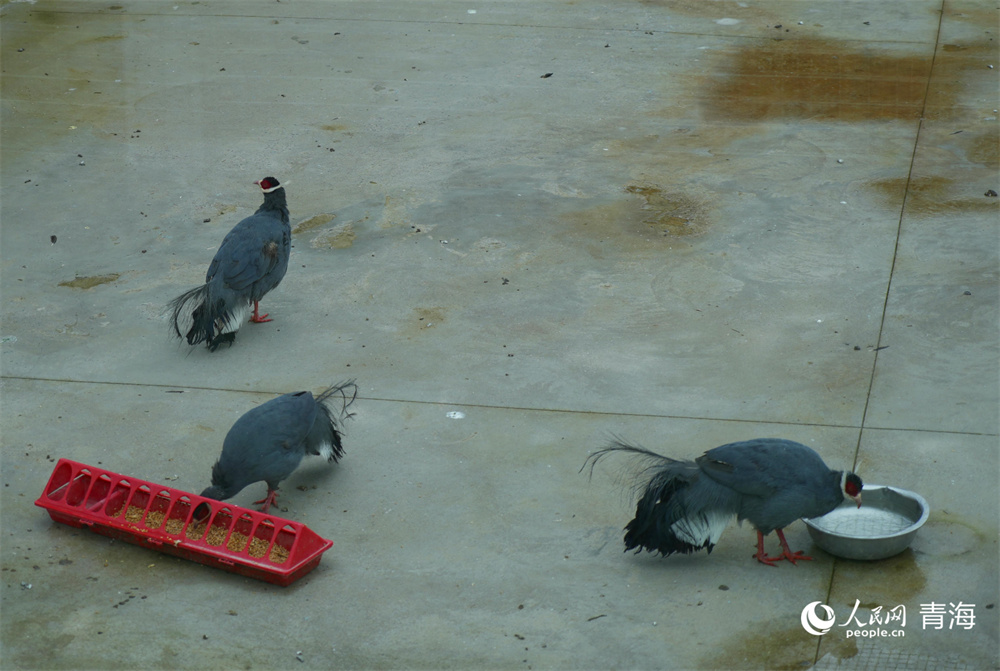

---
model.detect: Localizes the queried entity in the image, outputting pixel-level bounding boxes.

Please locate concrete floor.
[1,0,998,669]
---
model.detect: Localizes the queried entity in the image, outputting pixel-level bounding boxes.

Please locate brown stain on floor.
[6,11,129,138]
[293,213,336,234]
[925,38,998,121]
[415,307,445,321]
[310,223,356,249]
[404,307,446,336]
[868,176,1000,216]
[58,273,120,289]
[966,128,999,167]
[701,38,938,123]
[84,34,127,44]
[817,634,860,668]
[701,621,823,670]
[624,184,707,236]
[559,184,710,255]
[830,549,927,605]
[215,204,238,217]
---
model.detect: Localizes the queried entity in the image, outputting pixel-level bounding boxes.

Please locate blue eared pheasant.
[169,177,290,351]
[584,438,863,566]
[200,381,358,513]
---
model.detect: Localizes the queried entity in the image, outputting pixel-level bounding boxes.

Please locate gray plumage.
[169,177,290,351]
[200,381,358,512]
[583,437,863,565]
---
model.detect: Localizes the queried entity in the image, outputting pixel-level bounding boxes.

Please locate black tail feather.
[583,437,712,556]
[168,283,239,349]
[625,467,711,556]
[169,285,208,342]
[308,380,358,461]
[581,436,683,477]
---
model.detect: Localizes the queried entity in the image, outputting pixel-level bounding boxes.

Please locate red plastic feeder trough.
[35,459,333,586]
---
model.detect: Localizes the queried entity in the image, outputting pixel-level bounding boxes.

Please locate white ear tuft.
[839,471,852,501]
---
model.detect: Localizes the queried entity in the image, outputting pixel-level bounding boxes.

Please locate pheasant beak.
[853,494,862,508]
[253,179,261,186]
[192,501,212,523]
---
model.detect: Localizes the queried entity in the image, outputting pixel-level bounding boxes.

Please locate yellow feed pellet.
[186,522,207,540]
[205,525,227,547]
[248,536,269,559]
[226,531,249,553]
[145,510,165,529]
[269,544,290,564]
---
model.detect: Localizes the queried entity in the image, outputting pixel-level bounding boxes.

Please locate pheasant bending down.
[583,438,862,566]
[200,381,358,513]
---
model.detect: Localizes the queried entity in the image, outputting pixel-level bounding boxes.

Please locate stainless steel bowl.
[803,485,929,561]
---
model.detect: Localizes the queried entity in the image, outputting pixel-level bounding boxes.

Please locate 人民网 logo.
[800,601,836,636]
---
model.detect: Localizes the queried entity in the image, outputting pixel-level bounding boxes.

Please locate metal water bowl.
[804,485,929,561]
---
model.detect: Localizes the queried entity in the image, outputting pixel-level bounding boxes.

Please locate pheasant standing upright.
[169,177,290,351]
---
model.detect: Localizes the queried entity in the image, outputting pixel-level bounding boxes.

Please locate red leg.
[753,529,815,566]
[253,489,279,513]
[249,301,272,323]
[753,530,781,566]
[775,528,814,564]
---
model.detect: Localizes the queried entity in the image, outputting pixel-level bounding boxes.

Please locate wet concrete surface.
[1,1,997,669]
